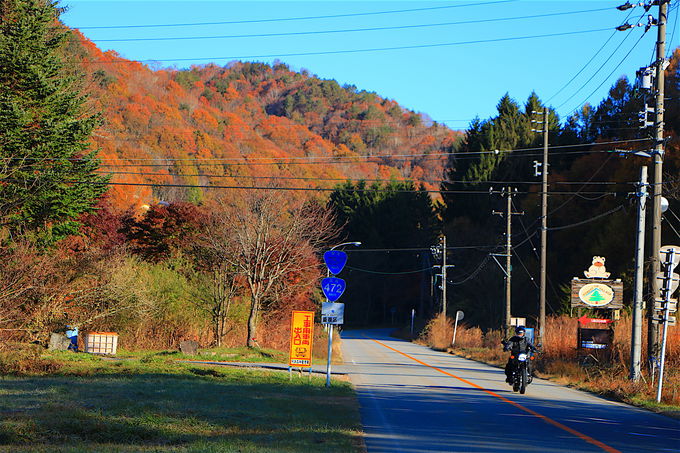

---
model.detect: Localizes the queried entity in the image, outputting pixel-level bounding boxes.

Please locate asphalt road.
[340,328,680,453]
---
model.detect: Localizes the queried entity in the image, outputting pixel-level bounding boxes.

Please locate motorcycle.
[507,350,535,394]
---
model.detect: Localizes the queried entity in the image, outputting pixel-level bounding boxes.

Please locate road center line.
[370,337,621,453]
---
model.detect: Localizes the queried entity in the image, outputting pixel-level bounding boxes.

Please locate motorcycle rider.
[502,326,537,383]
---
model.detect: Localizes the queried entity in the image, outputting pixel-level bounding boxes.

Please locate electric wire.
[81,27,614,64]
[668,2,679,58]
[664,216,680,240]
[566,30,649,116]
[31,137,651,162]
[95,170,638,186]
[45,179,626,196]
[73,1,516,30]
[448,255,492,285]
[513,247,538,289]
[545,8,634,104]
[667,206,680,226]
[346,245,502,252]
[546,205,625,231]
[546,153,616,219]
[87,8,614,43]
[511,199,560,311]
[556,9,649,113]
[345,264,434,275]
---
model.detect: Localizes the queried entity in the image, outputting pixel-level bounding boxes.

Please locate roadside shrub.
[454,324,484,348]
[482,329,503,349]
[419,313,452,350]
[0,345,61,375]
[543,315,578,360]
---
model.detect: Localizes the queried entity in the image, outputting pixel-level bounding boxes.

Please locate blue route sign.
[321,277,346,302]
[323,250,348,275]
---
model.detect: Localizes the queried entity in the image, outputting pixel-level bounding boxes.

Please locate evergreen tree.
[328,181,441,325]
[0,0,108,244]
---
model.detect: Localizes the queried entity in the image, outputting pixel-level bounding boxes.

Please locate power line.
[555,9,648,112]
[73,1,516,30]
[448,255,492,285]
[546,153,616,218]
[96,170,638,186]
[81,27,614,65]
[546,205,625,231]
[664,216,680,240]
[545,9,634,104]
[88,149,644,168]
[345,245,503,252]
[52,179,625,196]
[86,8,613,43]
[345,265,433,275]
[78,136,654,160]
[564,26,650,116]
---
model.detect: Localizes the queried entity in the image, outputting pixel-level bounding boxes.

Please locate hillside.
[67,31,460,210]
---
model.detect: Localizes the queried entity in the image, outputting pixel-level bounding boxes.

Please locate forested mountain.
[68,32,459,209]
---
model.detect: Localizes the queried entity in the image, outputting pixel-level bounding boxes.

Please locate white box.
[84,332,118,355]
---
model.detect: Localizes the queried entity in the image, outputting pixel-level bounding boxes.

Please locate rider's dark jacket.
[503,335,537,354]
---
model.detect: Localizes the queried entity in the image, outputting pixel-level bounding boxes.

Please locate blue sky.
[61,1,676,130]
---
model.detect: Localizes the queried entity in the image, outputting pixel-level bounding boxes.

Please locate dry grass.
[0,344,62,375]
[419,313,453,350]
[420,313,680,409]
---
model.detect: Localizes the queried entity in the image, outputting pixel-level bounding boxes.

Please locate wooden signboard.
[571,278,624,309]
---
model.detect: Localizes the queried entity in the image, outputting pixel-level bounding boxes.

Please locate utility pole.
[631,166,648,382]
[442,234,448,317]
[431,236,454,317]
[649,0,668,365]
[505,191,512,334]
[531,108,548,344]
[492,187,523,336]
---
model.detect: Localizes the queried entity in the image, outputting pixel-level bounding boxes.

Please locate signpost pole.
[657,249,675,402]
[452,310,464,346]
[326,324,334,387]
[410,309,415,337]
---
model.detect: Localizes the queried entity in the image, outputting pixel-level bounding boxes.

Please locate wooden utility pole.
[648,0,668,364]
[492,187,523,336]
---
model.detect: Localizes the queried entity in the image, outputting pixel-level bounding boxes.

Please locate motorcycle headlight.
[517,353,528,361]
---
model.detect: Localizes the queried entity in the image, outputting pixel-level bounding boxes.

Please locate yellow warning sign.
[289,311,314,367]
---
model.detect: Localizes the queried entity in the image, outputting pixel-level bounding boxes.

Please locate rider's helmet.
[515,326,526,335]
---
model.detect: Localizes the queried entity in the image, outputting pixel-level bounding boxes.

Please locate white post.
[325,324,334,388]
[631,166,648,381]
[452,317,459,346]
[410,309,415,336]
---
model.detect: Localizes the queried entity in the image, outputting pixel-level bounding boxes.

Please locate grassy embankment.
[0,346,363,453]
[416,314,680,416]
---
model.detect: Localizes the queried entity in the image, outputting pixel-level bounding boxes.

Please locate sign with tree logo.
[571,279,623,308]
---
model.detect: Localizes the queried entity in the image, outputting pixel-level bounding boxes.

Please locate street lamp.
[325,240,361,388]
[327,242,361,277]
[330,241,362,251]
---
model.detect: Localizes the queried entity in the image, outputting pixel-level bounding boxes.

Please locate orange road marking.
[371,338,621,453]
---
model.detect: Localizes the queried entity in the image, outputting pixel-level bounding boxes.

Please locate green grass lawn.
[114,347,289,364]
[0,351,364,452]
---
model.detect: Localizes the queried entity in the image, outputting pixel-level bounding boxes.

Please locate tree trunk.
[247,297,259,348]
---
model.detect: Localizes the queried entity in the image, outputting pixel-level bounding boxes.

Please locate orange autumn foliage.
[70,30,462,211]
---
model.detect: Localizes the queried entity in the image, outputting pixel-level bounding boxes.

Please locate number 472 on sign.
[322,277,345,302]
